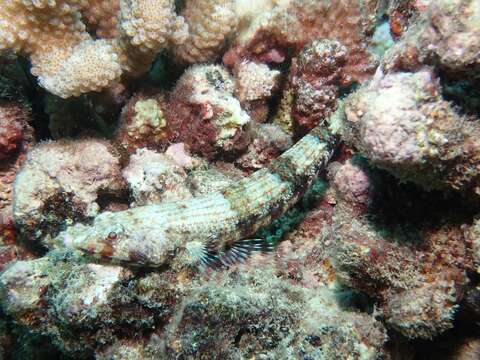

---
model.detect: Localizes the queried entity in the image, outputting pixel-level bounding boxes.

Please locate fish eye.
[107,231,117,240]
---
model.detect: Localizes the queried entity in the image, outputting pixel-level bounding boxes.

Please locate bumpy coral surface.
[122,148,193,206]
[82,0,120,39]
[13,139,126,242]
[0,102,34,227]
[114,92,171,152]
[2,0,480,357]
[173,0,237,64]
[224,0,379,83]
[383,0,480,74]
[329,159,475,339]
[168,64,252,159]
[290,39,350,135]
[342,69,480,194]
[0,0,187,97]
[234,60,280,122]
[116,0,188,74]
[0,0,123,98]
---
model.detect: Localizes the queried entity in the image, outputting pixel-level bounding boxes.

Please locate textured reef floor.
[1,0,480,359]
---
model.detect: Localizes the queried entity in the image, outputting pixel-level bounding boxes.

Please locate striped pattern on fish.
[54,114,339,268]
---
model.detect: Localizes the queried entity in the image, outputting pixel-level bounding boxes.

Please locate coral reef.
[0,248,387,359]
[341,68,480,194]
[224,0,379,83]
[2,0,480,357]
[329,159,474,339]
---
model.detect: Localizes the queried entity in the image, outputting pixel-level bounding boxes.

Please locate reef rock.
[13,139,126,242]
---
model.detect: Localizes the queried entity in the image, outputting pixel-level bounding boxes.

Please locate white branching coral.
[173,0,238,64]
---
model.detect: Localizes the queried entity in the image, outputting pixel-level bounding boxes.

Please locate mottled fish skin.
[53,114,339,267]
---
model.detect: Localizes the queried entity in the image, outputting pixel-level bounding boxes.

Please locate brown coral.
[0,102,34,228]
[82,0,120,39]
[290,39,350,136]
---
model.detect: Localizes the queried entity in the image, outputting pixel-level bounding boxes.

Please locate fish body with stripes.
[54,111,340,268]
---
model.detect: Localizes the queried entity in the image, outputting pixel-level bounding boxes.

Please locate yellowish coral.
[0,0,122,98]
[82,0,120,39]
[117,0,188,74]
[173,0,238,64]
[131,99,167,136]
[0,0,187,98]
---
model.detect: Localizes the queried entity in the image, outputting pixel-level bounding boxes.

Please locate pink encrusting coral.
[382,0,480,74]
[0,101,35,271]
[341,68,480,195]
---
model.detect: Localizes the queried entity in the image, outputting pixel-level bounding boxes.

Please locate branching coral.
[82,0,120,39]
[173,0,237,64]
[116,0,188,75]
[0,0,123,98]
[0,0,187,98]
